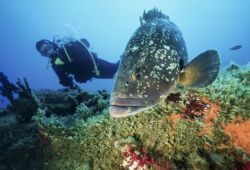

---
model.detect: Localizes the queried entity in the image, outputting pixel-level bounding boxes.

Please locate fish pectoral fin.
[177,50,220,88]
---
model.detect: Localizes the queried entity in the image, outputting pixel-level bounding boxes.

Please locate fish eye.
[132,71,143,80]
[131,67,145,81]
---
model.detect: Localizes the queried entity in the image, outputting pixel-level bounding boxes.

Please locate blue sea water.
[0,0,249,108]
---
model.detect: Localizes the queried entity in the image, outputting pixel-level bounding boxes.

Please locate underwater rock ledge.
[0,64,249,170]
[32,64,250,170]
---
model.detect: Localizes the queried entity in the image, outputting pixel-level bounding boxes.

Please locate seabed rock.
[0,64,250,169]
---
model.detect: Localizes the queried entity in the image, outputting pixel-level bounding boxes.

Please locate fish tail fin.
[140,8,169,25]
[178,50,220,87]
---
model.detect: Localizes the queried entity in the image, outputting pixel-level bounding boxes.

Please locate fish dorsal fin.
[140,8,169,25]
[178,50,220,87]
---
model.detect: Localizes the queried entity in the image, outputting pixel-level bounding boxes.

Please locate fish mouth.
[109,97,155,118]
[109,105,146,118]
[110,97,150,107]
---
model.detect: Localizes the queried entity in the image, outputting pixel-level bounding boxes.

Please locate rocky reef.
[0,64,249,170]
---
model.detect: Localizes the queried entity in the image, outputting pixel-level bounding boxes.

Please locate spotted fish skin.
[109,9,219,117]
[121,17,187,92]
[110,9,188,117]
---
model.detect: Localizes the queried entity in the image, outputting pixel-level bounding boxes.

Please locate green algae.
[31,65,249,169]
[1,64,249,169]
[191,64,250,122]
[30,64,250,169]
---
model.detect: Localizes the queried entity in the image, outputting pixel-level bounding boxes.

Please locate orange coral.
[203,101,220,125]
[168,113,182,125]
[167,94,221,136]
[197,99,220,136]
[224,120,250,155]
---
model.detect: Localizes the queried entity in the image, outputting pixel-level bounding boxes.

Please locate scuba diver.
[36,38,119,89]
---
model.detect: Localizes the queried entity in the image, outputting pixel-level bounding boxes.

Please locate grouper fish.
[109,8,220,118]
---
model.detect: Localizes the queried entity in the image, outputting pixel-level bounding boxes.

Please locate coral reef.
[0,72,18,102]
[0,64,249,169]
[0,72,38,122]
[31,64,249,169]
[0,87,111,169]
[0,122,44,170]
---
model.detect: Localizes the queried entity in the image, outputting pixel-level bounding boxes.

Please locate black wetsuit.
[50,39,119,88]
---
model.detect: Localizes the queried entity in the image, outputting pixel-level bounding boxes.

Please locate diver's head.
[36,39,58,58]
